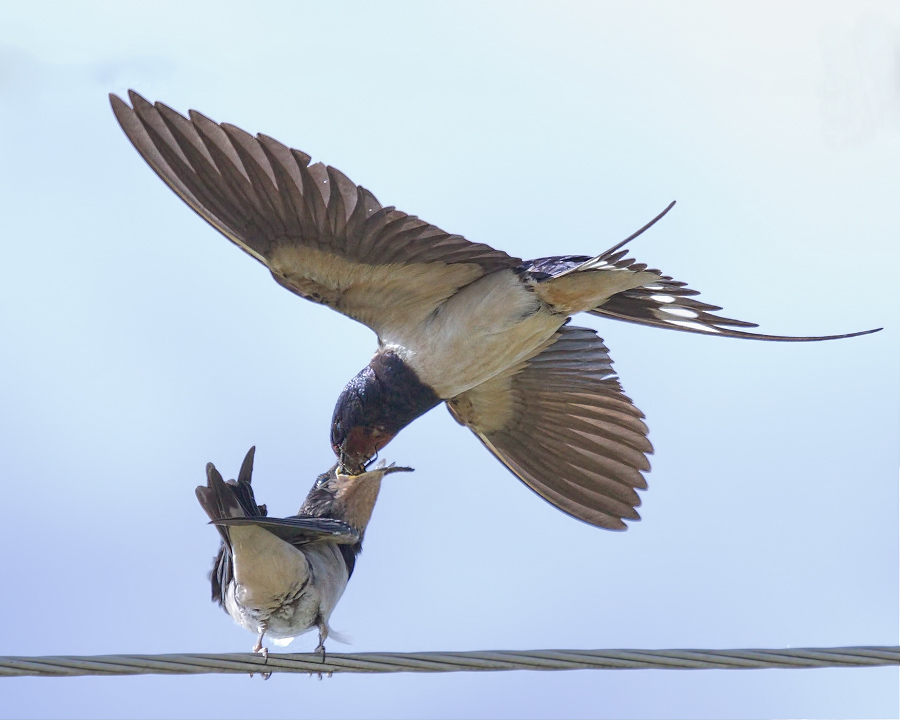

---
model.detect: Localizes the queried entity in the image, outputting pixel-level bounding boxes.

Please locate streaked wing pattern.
[110,91,521,336]
[447,325,652,529]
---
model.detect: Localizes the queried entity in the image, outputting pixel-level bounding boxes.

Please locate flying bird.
[196,446,411,657]
[114,91,879,530]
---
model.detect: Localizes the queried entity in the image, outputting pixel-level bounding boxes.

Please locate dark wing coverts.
[110,91,520,336]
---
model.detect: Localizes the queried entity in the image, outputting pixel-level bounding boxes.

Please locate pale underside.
[226,537,348,642]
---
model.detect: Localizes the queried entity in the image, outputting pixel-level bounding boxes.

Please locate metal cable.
[1,646,896,678]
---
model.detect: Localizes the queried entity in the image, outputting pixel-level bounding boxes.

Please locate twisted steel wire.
[1,646,896,678]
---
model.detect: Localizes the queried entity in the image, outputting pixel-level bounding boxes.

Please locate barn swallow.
[115,92,880,530]
[196,446,412,657]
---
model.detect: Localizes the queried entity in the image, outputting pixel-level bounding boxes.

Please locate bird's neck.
[332,472,383,531]
[336,352,441,451]
[368,350,441,430]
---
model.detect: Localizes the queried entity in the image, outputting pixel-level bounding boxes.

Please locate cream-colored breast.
[229,526,310,609]
[224,526,312,635]
[382,269,565,398]
[224,532,349,640]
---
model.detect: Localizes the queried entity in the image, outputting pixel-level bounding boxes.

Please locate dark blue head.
[331,351,440,472]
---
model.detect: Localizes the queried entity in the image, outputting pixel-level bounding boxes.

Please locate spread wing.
[110,91,521,337]
[447,325,652,530]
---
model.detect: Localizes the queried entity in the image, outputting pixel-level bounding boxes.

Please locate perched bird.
[196,446,411,656]
[114,91,879,530]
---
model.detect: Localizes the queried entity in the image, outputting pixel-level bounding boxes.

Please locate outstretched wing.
[447,325,652,530]
[111,91,521,337]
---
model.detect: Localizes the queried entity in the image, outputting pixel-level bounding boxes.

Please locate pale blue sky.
[0,2,897,718]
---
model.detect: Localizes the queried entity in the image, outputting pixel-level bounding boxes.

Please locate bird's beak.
[336,426,395,474]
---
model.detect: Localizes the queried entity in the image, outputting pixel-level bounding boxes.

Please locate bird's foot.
[252,625,269,658]
[314,616,329,663]
[250,628,271,679]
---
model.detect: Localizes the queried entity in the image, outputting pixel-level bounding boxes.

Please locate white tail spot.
[660,306,699,319]
[668,319,721,333]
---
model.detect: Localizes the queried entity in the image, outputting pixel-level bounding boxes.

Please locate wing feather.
[111,91,521,335]
[195,448,266,608]
[213,516,360,546]
[447,325,652,530]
